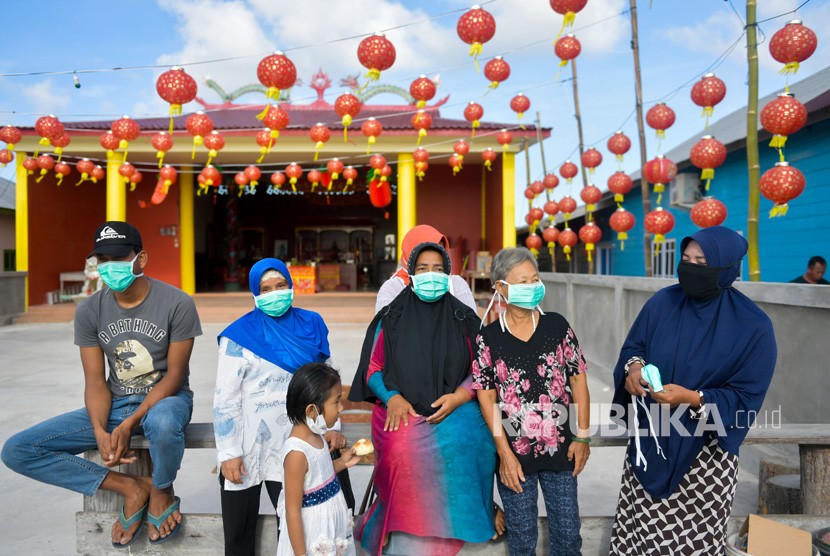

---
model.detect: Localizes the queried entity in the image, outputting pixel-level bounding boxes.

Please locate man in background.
[790,256,828,285]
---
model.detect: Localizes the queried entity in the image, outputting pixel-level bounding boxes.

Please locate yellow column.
[501,151,516,248]
[480,165,487,244]
[396,153,416,257]
[15,156,29,309]
[179,170,195,294]
[106,151,126,221]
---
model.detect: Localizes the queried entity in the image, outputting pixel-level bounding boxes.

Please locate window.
[652,238,676,278]
[596,243,613,275]
[3,250,14,272]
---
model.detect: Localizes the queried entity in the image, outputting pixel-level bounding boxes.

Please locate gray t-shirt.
[74,278,203,397]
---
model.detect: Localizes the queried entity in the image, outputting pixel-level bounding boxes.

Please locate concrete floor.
[0,294,761,554]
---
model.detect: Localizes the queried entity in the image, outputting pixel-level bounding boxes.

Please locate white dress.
[276,436,355,556]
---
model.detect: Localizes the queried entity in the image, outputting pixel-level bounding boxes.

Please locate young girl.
[278,363,360,556]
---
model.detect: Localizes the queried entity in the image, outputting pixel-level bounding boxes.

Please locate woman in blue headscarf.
[213,258,332,556]
[609,226,776,555]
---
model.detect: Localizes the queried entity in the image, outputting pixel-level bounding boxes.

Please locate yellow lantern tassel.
[769,135,787,149]
[191,136,203,159]
[654,183,665,193]
[701,168,714,180]
[289,177,297,193]
[157,151,166,168]
[129,179,137,192]
[56,174,64,186]
[366,135,376,155]
[344,178,353,192]
[53,147,63,163]
[586,243,594,262]
[314,142,324,161]
[558,59,569,68]
[469,42,483,72]
[237,185,245,198]
[588,167,595,175]
[416,100,426,109]
[36,169,48,183]
[704,178,713,191]
[365,68,381,82]
[548,242,556,260]
[614,193,624,203]
[484,160,492,172]
[769,203,789,217]
[655,129,665,139]
[564,245,572,261]
[207,150,217,166]
[38,137,51,147]
[489,81,500,90]
[587,203,596,213]
[256,146,269,164]
[452,166,461,176]
[417,128,426,145]
[780,61,800,75]
[266,86,280,100]
[471,120,480,138]
[255,105,270,121]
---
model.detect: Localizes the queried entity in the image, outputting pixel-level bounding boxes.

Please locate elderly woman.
[473,247,590,556]
[609,226,776,555]
[213,258,333,556]
[350,241,496,556]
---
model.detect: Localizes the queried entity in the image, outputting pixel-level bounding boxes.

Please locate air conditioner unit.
[669,172,700,208]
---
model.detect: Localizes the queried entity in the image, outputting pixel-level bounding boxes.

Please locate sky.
[0,0,827,226]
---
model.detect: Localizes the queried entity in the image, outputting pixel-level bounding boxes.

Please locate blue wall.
[611,116,830,282]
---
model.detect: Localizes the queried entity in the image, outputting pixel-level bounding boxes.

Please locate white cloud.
[26,79,71,116]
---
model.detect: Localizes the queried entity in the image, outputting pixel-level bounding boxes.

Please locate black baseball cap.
[89,221,143,258]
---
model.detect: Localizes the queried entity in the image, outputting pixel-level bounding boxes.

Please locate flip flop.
[146,496,182,545]
[111,502,147,549]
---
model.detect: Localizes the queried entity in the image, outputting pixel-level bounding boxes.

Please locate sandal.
[146,496,182,545]
[111,502,147,549]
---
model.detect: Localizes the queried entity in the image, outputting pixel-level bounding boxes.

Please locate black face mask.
[676,261,724,302]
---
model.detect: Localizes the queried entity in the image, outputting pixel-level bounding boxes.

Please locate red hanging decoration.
[456,5,496,69]
[334,92,362,142]
[550,0,588,36]
[369,176,393,213]
[361,118,383,155]
[151,132,173,168]
[453,139,470,170]
[197,165,222,196]
[769,20,817,75]
[118,162,136,188]
[257,51,297,100]
[646,103,675,140]
[759,161,805,217]
[580,184,602,215]
[559,160,578,184]
[643,155,677,204]
[255,128,274,163]
[411,110,432,145]
[142,166,177,207]
[581,148,602,174]
[285,162,303,192]
[558,195,577,220]
[524,187,537,200]
[202,131,225,166]
[690,197,727,228]
[606,131,631,162]
[529,180,545,197]
[342,166,358,191]
[54,161,71,186]
[235,172,249,188]
[690,73,726,124]
[544,174,560,193]
[357,33,396,83]
[50,132,71,163]
[609,207,636,249]
[22,156,38,175]
[608,171,633,203]
[644,207,675,248]
[35,154,55,183]
[242,165,262,195]
[309,123,331,161]
[558,227,578,261]
[760,92,807,151]
[414,147,430,181]
[156,66,198,132]
[75,158,95,185]
[91,165,105,183]
[554,34,581,68]
[496,129,513,151]
[578,222,602,262]
[257,105,289,160]
[544,200,559,223]
[510,93,531,127]
[410,76,437,108]
[270,171,286,192]
[0,149,13,167]
[130,171,143,191]
[327,158,344,182]
[449,153,462,176]
[481,148,497,171]
[464,102,484,138]
[185,112,214,159]
[100,131,120,155]
[379,165,392,182]
[543,225,559,259]
[525,233,543,256]
[35,114,64,147]
[0,125,23,150]
[690,135,726,190]
[484,57,510,90]
[370,154,387,172]
[111,116,141,162]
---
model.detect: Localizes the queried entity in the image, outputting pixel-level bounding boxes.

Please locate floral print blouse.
[472,312,587,473]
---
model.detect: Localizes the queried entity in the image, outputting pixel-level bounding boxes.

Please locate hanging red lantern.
[456,5,496,67]
[559,160,578,184]
[558,227,578,261]
[644,207,675,247]
[411,110,432,145]
[550,0,588,33]
[308,169,323,191]
[464,102,484,138]
[410,76,436,108]
[690,135,726,190]
[342,166,358,191]
[327,158,344,182]
[151,132,174,168]
[484,57,510,90]
[259,104,290,138]
[22,156,37,175]
[130,171,143,192]
[197,165,222,196]
[118,162,136,187]
[111,116,141,162]
[159,165,177,193]
[578,222,602,262]
[558,195,577,219]
[481,148,497,171]
[543,225,560,258]
[690,197,727,228]
[255,128,274,163]
[580,184,602,214]
[524,213,536,226]
[257,51,297,100]
[334,92,362,141]
[370,154,387,172]
[524,187,536,200]
[529,207,544,223]
[449,153,462,176]
[759,161,805,217]
[285,162,303,192]
[554,34,581,68]
[609,207,636,249]
[581,148,602,174]
[53,161,71,186]
[50,133,71,162]
[690,73,727,122]
[361,118,383,154]
[91,165,105,183]
[35,154,55,183]
[202,131,225,166]
[270,171,286,192]
[100,131,120,155]
[760,92,807,150]
[607,131,632,162]
[644,155,677,204]
[646,103,675,139]
[369,177,393,215]
[454,139,470,167]
[75,158,95,185]
[309,123,331,161]
[525,233,543,255]
[357,33,396,82]
[769,20,817,75]
[379,164,392,181]
[496,129,513,151]
[244,165,262,186]
[185,111,214,159]
[35,115,64,146]
[544,199,559,222]
[414,147,430,180]
[530,180,545,196]
[0,125,22,150]
[156,66,198,132]
[608,171,633,203]
[0,149,13,167]
[510,93,531,127]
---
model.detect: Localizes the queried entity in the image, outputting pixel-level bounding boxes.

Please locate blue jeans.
[1,390,192,496]
[497,469,582,556]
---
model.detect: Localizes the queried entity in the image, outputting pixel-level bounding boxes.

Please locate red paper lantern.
[285,162,303,192]
[100,131,120,154]
[342,166,358,191]
[49,132,71,163]
[529,207,544,223]
[159,165,177,192]
[644,155,677,203]
[91,165,105,183]
[185,111,214,159]
[255,128,274,163]
[76,158,95,185]
[235,172,249,187]
[558,195,577,218]
[607,131,632,162]
[0,125,23,150]
[244,165,262,184]
[202,131,225,165]
[558,227,578,260]
[308,169,323,190]
[524,213,536,226]
[35,153,55,183]
[457,5,496,63]
[197,165,221,195]
[156,66,198,131]
[449,153,462,176]
[370,154,387,171]
[542,226,560,254]
[118,162,136,183]
[578,222,602,261]
[482,148,497,171]
[554,34,581,67]
[646,103,676,139]
[760,161,805,217]
[760,92,807,149]
[129,171,143,191]
[690,73,727,121]
[111,116,141,155]
[559,160,578,183]
[151,132,174,167]
[690,197,727,228]
[581,148,602,174]
[608,171,633,203]
[334,92,362,141]
[414,148,430,180]
[327,158,344,181]
[690,135,727,189]
[410,75,437,108]
[544,200,559,220]
[411,110,432,144]
[270,171,286,191]
[609,207,636,249]
[361,118,382,154]
[35,115,64,146]
[525,233,543,255]
[496,129,513,151]
[454,139,470,157]
[580,184,602,213]
[357,33,396,82]
[510,93,531,125]
[544,174,560,192]
[524,187,536,200]
[260,105,290,136]
[22,156,37,175]
[550,0,588,30]
[644,207,675,246]
[0,149,13,167]
[257,51,297,99]
[309,123,331,161]
[464,102,484,137]
[53,161,71,186]
[769,20,817,74]
[369,178,393,213]
[529,180,545,196]
[484,57,511,90]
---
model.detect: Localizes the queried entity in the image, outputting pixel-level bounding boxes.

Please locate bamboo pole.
[536,111,549,202]
[746,0,761,281]
[523,138,534,231]
[629,0,653,276]
[571,59,589,190]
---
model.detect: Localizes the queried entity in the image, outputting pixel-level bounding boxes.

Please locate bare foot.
[147,485,182,541]
[110,476,150,546]
[492,506,506,540]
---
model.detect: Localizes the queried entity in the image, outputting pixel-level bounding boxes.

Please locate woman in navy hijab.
[609,226,776,555]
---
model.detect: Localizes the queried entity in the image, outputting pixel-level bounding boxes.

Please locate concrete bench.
[75,423,830,555]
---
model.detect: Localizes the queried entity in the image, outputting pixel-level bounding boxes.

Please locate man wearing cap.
[2,221,202,548]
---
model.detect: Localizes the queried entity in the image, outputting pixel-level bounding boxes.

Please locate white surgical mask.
[306,407,329,435]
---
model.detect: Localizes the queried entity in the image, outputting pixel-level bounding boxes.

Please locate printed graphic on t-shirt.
[112,339,160,388]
